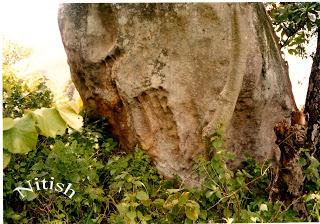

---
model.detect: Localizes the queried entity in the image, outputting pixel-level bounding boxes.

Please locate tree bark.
[58,3,296,183]
[305,29,320,156]
[272,117,307,216]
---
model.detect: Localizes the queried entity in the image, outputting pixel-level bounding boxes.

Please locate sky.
[0,1,315,108]
[285,48,314,109]
[0,1,70,95]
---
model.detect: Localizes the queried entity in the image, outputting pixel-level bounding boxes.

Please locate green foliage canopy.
[267,2,320,57]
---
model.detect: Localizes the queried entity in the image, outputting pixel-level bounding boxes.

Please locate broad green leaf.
[69,97,83,114]
[136,191,149,201]
[137,211,152,222]
[153,198,165,207]
[178,192,190,205]
[215,191,223,199]
[212,139,223,149]
[205,191,214,199]
[116,202,129,214]
[3,114,38,154]
[3,151,11,168]
[31,160,45,171]
[56,103,83,130]
[163,195,176,209]
[126,211,136,222]
[3,118,14,130]
[32,108,67,137]
[185,201,200,221]
[199,210,207,220]
[20,191,38,201]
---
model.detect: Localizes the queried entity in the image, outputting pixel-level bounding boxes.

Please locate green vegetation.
[267,2,320,56]
[3,23,320,223]
[4,96,320,222]
[4,112,113,223]
[2,40,52,119]
[3,69,320,222]
[268,2,320,166]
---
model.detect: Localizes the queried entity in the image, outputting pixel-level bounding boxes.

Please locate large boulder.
[58,3,296,182]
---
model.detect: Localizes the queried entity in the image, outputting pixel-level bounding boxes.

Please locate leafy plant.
[3,66,53,119]
[3,99,83,168]
[4,109,118,223]
[3,40,320,223]
[4,119,320,223]
[267,2,320,57]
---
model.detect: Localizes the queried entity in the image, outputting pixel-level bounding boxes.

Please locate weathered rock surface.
[58,3,296,182]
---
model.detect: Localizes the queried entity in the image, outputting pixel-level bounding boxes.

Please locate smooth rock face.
[58,3,296,182]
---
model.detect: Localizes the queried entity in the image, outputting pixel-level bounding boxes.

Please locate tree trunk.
[58,3,296,183]
[305,29,320,156]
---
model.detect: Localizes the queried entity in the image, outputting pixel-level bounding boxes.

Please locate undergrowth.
[3,54,320,223]
[4,109,320,223]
